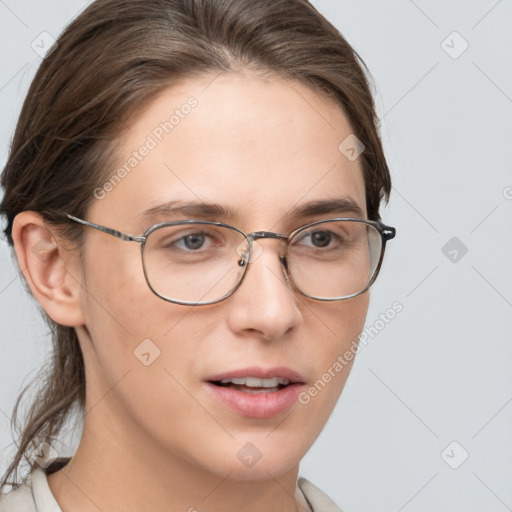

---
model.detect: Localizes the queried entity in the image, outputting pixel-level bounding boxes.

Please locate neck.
[47,413,309,512]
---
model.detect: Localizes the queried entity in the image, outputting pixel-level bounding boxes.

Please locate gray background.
[1,1,511,510]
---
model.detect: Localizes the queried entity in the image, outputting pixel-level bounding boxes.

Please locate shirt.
[0,458,342,512]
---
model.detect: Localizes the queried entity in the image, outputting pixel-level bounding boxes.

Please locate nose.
[225,238,302,341]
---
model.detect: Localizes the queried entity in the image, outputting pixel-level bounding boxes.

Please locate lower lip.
[205,382,304,419]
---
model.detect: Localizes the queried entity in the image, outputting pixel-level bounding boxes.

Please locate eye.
[147,225,223,254]
[294,228,343,250]
[147,223,247,262]
[164,230,219,252]
[307,230,333,248]
[178,232,208,250]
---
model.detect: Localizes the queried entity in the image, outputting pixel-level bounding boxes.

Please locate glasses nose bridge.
[242,230,288,266]
[248,230,287,242]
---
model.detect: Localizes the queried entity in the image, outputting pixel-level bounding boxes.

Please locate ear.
[11,211,86,327]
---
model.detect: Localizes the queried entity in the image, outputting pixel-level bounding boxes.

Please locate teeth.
[237,387,279,394]
[219,377,290,387]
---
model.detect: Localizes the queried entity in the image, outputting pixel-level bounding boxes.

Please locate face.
[74,71,369,480]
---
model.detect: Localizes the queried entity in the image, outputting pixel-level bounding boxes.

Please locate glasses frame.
[63,213,396,305]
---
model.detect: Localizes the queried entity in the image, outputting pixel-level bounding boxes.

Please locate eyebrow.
[139,201,238,227]
[139,197,365,227]
[286,197,365,220]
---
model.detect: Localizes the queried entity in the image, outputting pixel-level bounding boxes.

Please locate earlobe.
[11,211,86,327]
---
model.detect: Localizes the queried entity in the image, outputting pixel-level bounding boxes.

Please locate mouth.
[211,376,293,394]
[204,367,306,418]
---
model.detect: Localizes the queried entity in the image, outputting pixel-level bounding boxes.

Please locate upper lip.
[205,366,306,384]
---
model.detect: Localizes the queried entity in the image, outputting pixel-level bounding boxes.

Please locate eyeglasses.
[63,214,395,306]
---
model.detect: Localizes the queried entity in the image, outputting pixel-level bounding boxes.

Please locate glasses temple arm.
[65,214,145,243]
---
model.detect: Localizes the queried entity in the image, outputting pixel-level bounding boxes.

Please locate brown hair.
[0,0,391,491]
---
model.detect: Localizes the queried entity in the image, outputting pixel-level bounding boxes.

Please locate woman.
[0,0,394,510]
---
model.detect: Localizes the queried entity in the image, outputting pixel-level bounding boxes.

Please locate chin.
[222,454,301,482]
[218,435,309,481]
[174,435,305,482]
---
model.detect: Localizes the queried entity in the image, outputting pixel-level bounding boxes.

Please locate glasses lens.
[288,219,382,300]
[142,223,248,304]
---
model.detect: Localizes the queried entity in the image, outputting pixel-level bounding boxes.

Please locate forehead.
[92,71,366,230]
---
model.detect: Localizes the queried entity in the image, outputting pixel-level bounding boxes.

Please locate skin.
[13,70,369,512]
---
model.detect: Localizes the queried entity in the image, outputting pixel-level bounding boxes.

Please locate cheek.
[78,240,177,379]
[298,292,369,416]
[82,236,156,319]
[309,291,369,361]
[78,253,209,450]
